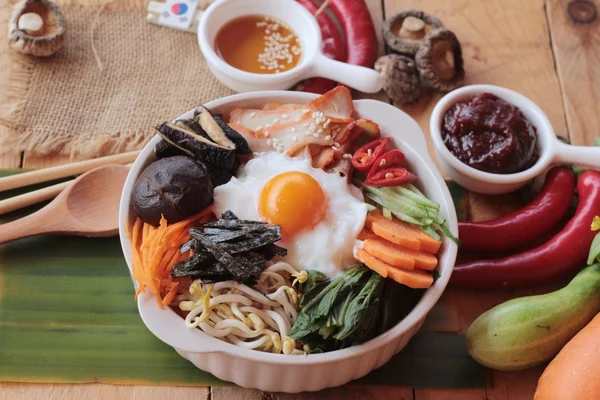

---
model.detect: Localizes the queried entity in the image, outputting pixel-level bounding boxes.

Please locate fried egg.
[212,152,368,277]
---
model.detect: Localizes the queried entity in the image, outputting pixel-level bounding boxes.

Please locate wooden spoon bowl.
[0,164,130,245]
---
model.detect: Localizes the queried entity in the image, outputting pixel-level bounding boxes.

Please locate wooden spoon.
[0,164,130,245]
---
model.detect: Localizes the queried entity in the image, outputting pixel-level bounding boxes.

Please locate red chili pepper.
[296,0,346,94]
[327,0,379,68]
[351,138,390,172]
[450,170,600,289]
[459,167,576,252]
[365,167,417,187]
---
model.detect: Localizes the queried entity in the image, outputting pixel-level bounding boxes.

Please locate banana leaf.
[0,170,489,388]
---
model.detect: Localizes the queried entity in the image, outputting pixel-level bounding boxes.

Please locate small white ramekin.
[119,91,458,393]
[430,84,600,195]
[198,0,384,93]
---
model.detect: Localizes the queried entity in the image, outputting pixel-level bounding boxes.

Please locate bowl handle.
[305,54,384,94]
[553,140,600,169]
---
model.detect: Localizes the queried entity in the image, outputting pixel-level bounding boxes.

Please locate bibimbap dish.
[119,88,458,392]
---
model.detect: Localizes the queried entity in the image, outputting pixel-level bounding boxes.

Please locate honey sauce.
[215,15,302,74]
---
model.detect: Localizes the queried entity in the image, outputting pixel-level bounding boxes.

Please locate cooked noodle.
[174,262,307,354]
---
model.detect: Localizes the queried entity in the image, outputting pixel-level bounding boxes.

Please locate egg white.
[212,152,368,277]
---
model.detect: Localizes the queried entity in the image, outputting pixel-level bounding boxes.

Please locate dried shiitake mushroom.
[415,28,465,92]
[383,10,444,56]
[8,0,65,57]
[375,54,421,106]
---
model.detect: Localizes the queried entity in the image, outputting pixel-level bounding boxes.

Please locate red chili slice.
[365,167,417,187]
[351,138,391,172]
[369,149,406,173]
[365,149,416,186]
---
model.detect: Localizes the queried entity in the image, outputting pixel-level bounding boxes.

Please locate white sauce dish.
[119,91,458,393]
[430,84,600,195]
[198,0,384,93]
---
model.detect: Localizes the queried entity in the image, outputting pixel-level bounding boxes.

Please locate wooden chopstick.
[0,181,70,215]
[0,150,141,193]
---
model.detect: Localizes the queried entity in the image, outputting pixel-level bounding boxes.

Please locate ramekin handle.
[306,54,384,94]
[553,141,600,168]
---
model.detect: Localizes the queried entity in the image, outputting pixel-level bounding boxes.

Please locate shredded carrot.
[162,283,180,305]
[130,208,215,307]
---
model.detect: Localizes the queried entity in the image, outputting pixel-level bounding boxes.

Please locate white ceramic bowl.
[198,0,383,93]
[119,91,458,393]
[430,84,600,195]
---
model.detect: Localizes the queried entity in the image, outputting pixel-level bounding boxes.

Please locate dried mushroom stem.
[375,54,421,106]
[382,10,444,56]
[415,28,465,92]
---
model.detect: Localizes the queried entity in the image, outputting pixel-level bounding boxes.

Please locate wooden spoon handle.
[0,208,55,246]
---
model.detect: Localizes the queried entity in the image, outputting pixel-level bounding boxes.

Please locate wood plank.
[0,383,210,400]
[212,386,414,400]
[384,0,568,153]
[546,0,600,145]
[382,0,567,398]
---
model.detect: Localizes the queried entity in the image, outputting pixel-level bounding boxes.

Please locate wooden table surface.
[1,0,598,398]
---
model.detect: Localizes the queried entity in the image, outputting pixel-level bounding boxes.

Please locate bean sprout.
[175,262,305,355]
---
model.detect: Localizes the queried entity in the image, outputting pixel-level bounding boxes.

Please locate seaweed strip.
[220,210,238,220]
[199,219,264,228]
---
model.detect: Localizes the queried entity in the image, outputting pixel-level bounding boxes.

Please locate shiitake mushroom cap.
[9,0,65,57]
[415,28,465,92]
[132,156,214,226]
[375,54,421,106]
[383,10,444,56]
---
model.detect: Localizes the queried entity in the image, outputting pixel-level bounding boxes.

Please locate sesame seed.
[334,142,341,147]
[273,118,280,124]
[256,125,263,131]
[302,109,310,114]
[292,135,297,141]
[317,128,323,134]
[343,153,352,159]
[291,127,296,132]
[325,135,332,140]
[313,133,319,138]
[267,139,272,145]
[332,146,339,151]
[323,120,331,128]
[282,114,288,119]
[264,131,270,138]
[250,112,256,118]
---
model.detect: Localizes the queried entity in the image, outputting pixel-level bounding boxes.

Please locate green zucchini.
[466,264,600,371]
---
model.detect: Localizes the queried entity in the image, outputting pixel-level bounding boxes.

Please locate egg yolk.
[259,171,327,237]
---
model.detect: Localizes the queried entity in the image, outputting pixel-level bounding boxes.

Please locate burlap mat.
[0,0,234,159]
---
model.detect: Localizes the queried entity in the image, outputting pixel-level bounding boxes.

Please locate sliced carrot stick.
[371,219,421,250]
[363,238,416,270]
[364,238,438,271]
[371,218,441,254]
[354,248,389,278]
[357,228,380,241]
[364,209,388,230]
[387,267,433,289]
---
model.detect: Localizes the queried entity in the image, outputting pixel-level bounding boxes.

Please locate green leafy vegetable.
[290,265,385,353]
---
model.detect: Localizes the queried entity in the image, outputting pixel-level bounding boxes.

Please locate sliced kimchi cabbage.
[227,87,380,168]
